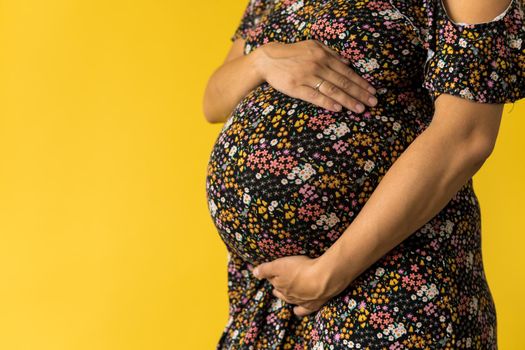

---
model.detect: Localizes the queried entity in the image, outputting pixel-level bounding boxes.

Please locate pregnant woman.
[203,0,524,348]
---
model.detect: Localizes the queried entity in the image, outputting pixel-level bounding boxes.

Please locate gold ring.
[314,79,325,91]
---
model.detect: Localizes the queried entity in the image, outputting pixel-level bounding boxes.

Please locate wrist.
[249,44,269,85]
[314,243,356,299]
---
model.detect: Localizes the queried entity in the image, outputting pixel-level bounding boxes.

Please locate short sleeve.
[422,0,525,104]
[230,0,273,42]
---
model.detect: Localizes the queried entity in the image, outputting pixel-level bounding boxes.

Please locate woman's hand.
[251,40,378,114]
[250,255,352,317]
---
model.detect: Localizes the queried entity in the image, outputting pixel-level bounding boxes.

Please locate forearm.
[317,121,490,290]
[202,46,265,124]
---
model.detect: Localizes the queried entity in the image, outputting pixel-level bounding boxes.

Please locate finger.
[308,75,367,114]
[252,263,276,280]
[293,304,318,317]
[292,84,344,113]
[300,299,327,311]
[316,44,377,95]
[325,55,377,95]
[315,65,378,110]
[304,76,365,113]
[272,288,303,305]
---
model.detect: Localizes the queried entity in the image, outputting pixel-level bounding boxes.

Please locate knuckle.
[309,61,321,73]
[338,76,352,90]
[313,48,328,60]
[308,88,320,100]
[309,39,320,47]
[285,76,297,87]
[345,67,356,77]
[327,82,339,94]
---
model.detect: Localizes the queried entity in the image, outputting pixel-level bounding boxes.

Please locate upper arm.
[431,95,504,159]
[224,38,247,63]
[423,0,523,157]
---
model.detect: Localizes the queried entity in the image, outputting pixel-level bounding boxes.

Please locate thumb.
[253,262,273,280]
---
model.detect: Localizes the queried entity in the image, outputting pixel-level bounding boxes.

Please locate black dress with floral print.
[205,0,525,348]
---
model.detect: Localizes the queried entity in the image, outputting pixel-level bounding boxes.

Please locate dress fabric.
[205,0,525,348]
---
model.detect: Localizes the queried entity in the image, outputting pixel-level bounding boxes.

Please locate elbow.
[467,137,496,169]
[202,96,220,124]
[202,92,231,124]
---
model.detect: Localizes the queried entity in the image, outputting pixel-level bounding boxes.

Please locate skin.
[202,39,378,123]
[250,0,512,317]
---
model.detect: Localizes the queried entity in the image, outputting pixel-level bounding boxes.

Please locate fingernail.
[368,96,377,106]
[252,268,259,277]
[333,103,342,111]
[355,103,365,113]
[367,86,376,94]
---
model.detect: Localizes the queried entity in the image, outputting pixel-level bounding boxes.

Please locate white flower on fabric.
[364,159,375,172]
[262,105,275,115]
[270,297,283,311]
[209,199,217,217]
[316,212,340,229]
[510,38,522,49]
[426,283,439,299]
[447,322,454,334]
[355,58,379,72]
[312,341,325,350]
[445,219,454,234]
[287,163,316,183]
[460,88,474,100]
[375,267,385,277]
[393,323,407,339]
[490,71,499,81]
[288,0,304,12]
[379,8,403,20]
[393,121,401,131]
[459,38,468,47]
[228,145,237,157]
[298,163,315,181]
[335,122,350,137]
[437,59,446,68]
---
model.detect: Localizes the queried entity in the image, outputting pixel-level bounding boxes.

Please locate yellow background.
[0,1,523,349]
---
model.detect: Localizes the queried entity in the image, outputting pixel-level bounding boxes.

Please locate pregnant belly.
[206,82,432,265]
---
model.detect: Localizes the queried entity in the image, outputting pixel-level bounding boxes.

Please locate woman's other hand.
[252,40,378,113]
[250,255,352,317]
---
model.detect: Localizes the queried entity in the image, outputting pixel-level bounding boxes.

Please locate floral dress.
[205,0,525,348]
